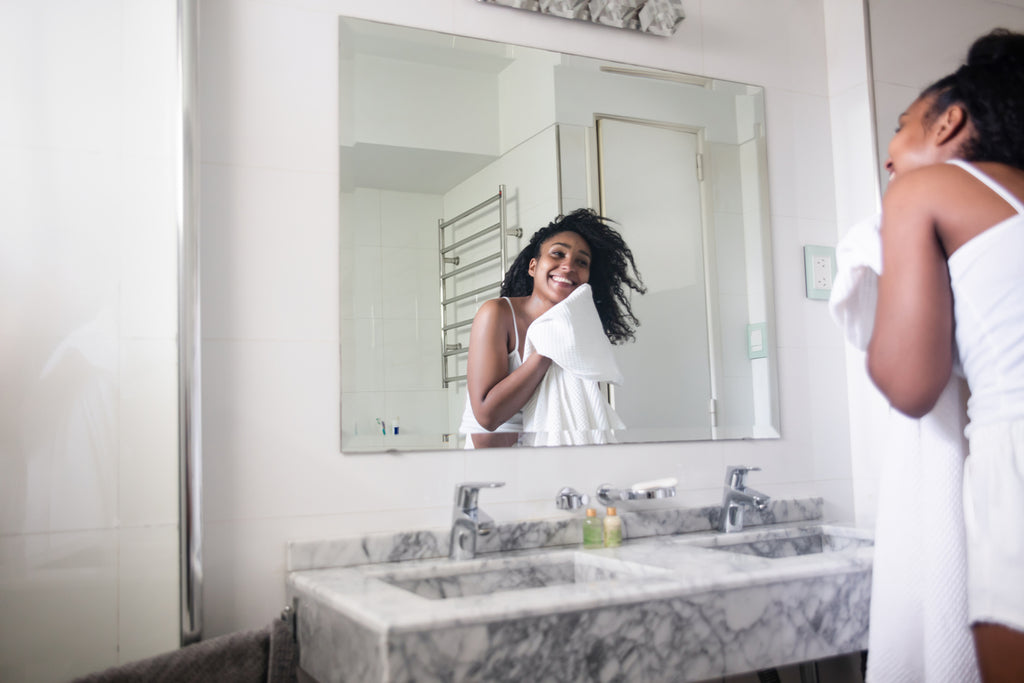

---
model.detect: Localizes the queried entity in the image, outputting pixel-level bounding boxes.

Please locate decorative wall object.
[477,0,685,36]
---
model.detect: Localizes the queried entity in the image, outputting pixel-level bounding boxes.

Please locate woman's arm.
[466,299,551,431]
[867,168,955,418]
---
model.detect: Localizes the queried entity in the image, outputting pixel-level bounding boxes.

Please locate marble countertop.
[287,498,874,683]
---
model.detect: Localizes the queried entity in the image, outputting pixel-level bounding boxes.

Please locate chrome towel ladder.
[438,185,522,387]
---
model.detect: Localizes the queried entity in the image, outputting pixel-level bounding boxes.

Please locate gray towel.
[73,617,297,683]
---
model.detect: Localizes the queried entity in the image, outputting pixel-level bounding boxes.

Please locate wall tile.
[380,247,438,321]
[120,156,177,339]
[121,0,177,158]
[822,0,870,97]
[340,317,384,392]
[117,525,179,664]
[0,531,119,682]
[382,318,442,391]
[203,338,339,521]
[763,89,837,222]
[380,191,444,250]
[119,339,178,527]
[701,0,828,95]
[828,83,881,231]
[0,0,122,151]
[201,163,338,341]
[199,0,338,172]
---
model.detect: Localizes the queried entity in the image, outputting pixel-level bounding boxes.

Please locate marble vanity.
[287,498,872,682]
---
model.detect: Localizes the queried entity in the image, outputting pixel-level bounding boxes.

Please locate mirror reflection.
[339,17,780,452]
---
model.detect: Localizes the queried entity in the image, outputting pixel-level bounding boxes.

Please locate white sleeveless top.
[459,298,525,440]
[946,159,1024,436]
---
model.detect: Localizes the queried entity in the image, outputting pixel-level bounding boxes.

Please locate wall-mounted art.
[477,0,685,36]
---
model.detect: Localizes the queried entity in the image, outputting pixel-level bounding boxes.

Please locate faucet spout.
[719,466,770,533]
[728,487,769,510]
[449,482,504,560]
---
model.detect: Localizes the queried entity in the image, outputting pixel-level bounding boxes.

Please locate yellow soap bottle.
[603,506,622,547]
[582,508,603,549]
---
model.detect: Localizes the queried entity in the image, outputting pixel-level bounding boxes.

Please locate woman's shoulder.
[884,163,990,208]
[473,297,514,326]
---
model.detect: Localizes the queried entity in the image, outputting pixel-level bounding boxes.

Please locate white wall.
[197,0,856,638]
[0,1,180,680]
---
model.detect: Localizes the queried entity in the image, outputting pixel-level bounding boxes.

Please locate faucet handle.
[454,481,505,511]
[555,486,590,510]
[725,465,760,488]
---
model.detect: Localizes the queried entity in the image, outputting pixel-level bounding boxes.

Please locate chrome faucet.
[449,481,505,560]
[719,466,770,533]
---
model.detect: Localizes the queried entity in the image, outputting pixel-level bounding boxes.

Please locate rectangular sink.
[376,552,658,600]
[683,525,872,559]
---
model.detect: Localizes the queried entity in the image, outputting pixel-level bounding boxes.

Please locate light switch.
[747,322,767,359]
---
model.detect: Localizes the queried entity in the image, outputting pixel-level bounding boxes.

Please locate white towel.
[830,214,881,352]
[829,214,979,683]
[520,284,625,446]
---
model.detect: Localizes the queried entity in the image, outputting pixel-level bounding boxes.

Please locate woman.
[867,29,1024,682]
[460,208,645,448]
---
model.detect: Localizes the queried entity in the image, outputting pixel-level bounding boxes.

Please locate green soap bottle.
[603,506,622,547]
[582,508,603,549]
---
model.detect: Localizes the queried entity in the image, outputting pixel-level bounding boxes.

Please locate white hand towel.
[830,214,881,351]
[829,214,979,683]
[520,284,625,446]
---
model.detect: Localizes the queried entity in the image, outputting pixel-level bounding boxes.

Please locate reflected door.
[598,118,714,440]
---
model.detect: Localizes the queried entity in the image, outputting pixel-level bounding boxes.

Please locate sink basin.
[376,552,660,600]
[683,525,872,559]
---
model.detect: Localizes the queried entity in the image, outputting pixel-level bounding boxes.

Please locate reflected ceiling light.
[477,0,685,36]
[599,65,711,87]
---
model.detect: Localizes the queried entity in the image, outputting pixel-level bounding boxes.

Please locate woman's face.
[528,231,591,303]
[884,94,954,180]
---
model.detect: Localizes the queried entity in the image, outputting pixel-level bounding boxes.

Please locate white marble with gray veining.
[287,498,872,683]
[287,497,823,571]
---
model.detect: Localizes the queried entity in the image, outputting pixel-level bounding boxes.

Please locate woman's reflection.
[459,209,646,448]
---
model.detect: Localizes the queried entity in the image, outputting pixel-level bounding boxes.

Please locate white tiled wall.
[0,0,180,680]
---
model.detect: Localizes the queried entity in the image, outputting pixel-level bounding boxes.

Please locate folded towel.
[829,214,979,683]
[72,616,298,683]
[520,284,625,446]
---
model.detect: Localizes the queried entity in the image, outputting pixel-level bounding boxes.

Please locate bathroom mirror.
[339,17,780,452]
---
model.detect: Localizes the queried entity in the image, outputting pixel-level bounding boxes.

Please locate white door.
[598,118,714,441]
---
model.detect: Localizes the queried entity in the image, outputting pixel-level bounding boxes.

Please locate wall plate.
[747,322,767,359]
[804,245,836,300]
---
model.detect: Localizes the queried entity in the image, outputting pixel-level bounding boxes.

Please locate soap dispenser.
[603,506,622,547]
[582,508,603,549]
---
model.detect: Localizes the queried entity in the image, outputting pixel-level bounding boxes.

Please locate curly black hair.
[500,208,647,344]
[921,28,1024,167]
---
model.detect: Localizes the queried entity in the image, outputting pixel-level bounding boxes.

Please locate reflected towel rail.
[442,281,503,307]
[438,186,520,388]
[441,223,505,254]
[441,251,501,280]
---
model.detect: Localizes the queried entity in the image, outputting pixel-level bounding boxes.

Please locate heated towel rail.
[439,185,522,387]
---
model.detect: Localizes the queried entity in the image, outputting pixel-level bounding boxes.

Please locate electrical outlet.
[812,254,832,290]
[804,245,836,300]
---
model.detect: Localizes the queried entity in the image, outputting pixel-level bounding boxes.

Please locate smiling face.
[527,231,591,304]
